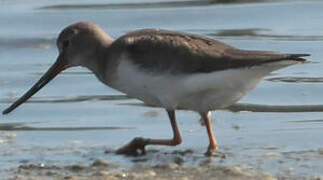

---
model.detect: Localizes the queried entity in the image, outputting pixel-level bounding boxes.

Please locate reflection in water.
[0,38,55,49]
[227,103,323,112]
[287,119,323,123]
[3,94,323,112]
[0,124,132,131]
[207,28,323,41]
[212,28,271,37]
[0,95,130,104]
[39,1,216,10]
[266,76,323,83]
[119,102,323,112]
[272,127,323,131]
[39,0,266,10]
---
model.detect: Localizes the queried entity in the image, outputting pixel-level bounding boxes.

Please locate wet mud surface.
[7,148,323,180]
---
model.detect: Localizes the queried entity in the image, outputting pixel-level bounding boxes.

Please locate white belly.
[110,58,297,112]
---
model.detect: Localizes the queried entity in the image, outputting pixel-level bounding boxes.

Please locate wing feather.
[113,29,308,74]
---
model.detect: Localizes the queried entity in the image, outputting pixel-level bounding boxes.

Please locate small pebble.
[232,124,240,130]
[229,165,254,177]
[180,177,189,180]
[154,163,179,170]
[171,149,194,156]
[45,171,57,176]
[64,176,77,180]
[69,140,82,149]
[40,163,45,168]
[284,167,294,174]
[261,173,277,180]
[307,176,323,180]
[19,160,29,164]
[70,164,85,171]
[95,170,110,176]
[115,172,127,178]
[4,133,16,141]
[164,163,179,169]
[12,175,25,180]
[34,44,51,50]
[318,148,323,155]
[145,170,156,177]
[174,157,184,165]
[129,170,156,179]
[262,152,281,158]
[92,159,109,167]
[142,110,161,117]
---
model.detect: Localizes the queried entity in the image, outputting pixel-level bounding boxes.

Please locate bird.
[2,22,309,156]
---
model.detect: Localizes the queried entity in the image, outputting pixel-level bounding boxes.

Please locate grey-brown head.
[57,22,113,67]
[3,22,113,114]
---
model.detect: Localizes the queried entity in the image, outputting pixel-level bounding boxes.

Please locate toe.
[115,137,148,156]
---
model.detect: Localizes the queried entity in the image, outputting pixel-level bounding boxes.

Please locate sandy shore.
[10,160,278,180]
[8,150,323,180]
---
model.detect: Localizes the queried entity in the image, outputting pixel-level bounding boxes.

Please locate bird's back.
[112,29,308,74]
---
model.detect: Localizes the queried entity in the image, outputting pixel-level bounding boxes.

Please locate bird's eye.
[63,40,70,48]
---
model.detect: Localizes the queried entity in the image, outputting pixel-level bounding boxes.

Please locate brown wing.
[114,29,308,74]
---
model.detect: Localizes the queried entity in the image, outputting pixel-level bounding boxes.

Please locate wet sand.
[8,149,323,180]
[11,162,276,180]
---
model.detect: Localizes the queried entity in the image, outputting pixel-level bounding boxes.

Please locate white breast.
[111,56,299,112]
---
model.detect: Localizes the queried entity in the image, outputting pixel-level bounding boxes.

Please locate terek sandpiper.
[2,22,309,155]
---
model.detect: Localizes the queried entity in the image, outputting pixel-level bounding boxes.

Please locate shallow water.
[1,0,323,178]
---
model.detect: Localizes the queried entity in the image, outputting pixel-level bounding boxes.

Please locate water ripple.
[119,102,323,112]
[0,95,130,104]
[3,95,323,112]
[287,119,323,123]
[0,123,132,131]
[38,0,267,10]
[227,103,323,112]
[266,76,323,83]
[0,37,55,50]
[206,28,323,41]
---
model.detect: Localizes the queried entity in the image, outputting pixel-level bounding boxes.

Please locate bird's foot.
[204,145,220,156]
[204,149,216,157]
[204,148,226,158]
[116,137,150,156]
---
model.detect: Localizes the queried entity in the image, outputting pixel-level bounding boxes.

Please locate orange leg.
[200,111,218,155]
[116,110,182,156]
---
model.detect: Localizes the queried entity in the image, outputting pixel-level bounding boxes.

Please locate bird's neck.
[84,42,115,86]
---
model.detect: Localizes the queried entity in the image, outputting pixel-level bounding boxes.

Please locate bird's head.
[2,22,113,114]
[57,22,113,68]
